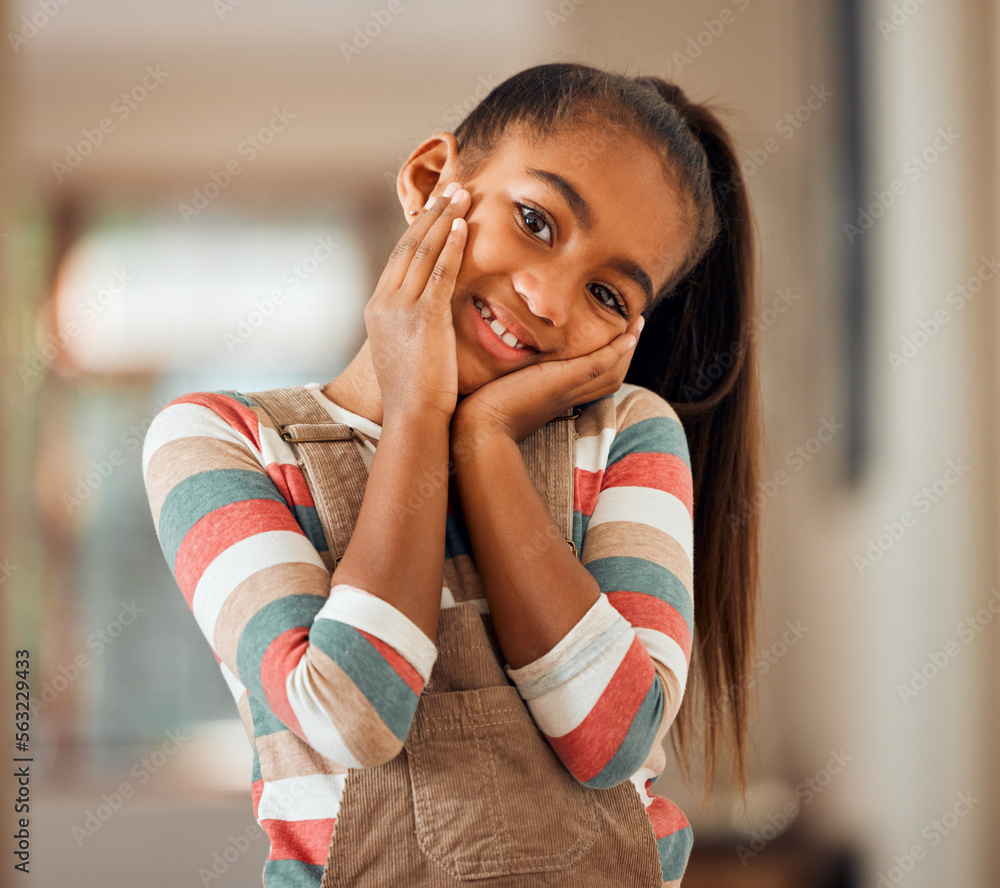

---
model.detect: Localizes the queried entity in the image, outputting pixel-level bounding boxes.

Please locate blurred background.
[1,0,997,886]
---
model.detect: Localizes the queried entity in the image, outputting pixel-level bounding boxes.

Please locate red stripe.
[603,452,693,517]
[547,637,655,782]
[574,466,604,517]
[262,817,337,864]
[266,461,316,509]
[251,778,264,820]
[259,627,307,736]
[607,590,692,660]
[170,392,264,452]
[357,629,425,695]
[645,795,691,837]
[176,500,303,606]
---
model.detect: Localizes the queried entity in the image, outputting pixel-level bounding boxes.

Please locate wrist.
[381,404,453,437]
[450,413,515,468]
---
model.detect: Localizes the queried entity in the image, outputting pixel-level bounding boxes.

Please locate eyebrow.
[526,167,655,310]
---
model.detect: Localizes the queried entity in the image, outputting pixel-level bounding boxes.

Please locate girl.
[142,63,761,887]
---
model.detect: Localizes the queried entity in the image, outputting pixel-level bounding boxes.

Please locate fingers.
[397,185,470,299]
[560,318,644,402]
[377,182,469,295]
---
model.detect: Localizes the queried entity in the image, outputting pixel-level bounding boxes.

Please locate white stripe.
[191,530,326,643]
[506,596,627,697]
[629,770,657,806]
[284,665,364,767]
[257,773,347,821]
[322,585,438,681]
[521,629,635,738]
[258,423,298,465]
[575,425,616,475]
[219,660,246,700]
[587,487,693,565]
[634,627,689,691]
[141,401,253,475]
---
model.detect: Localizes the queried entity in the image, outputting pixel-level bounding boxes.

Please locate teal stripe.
[250,741,262,783]
[608,415,690,470]
[310,619,418,741]
[158,468,286,571]
[291,503,328,553]
[263,858,325,887]
[586,555,693,633]
[216,389,255,408]
[657,825,694,881]
[248,692,288,739]
[237,595,327,702]
[583,677,663,789]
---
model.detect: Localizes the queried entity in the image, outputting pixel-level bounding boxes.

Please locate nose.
[512,272,573,327]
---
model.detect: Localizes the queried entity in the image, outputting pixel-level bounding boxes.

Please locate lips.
[472,297,540,351]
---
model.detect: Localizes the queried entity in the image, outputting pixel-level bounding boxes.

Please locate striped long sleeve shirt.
[141,380,695,886]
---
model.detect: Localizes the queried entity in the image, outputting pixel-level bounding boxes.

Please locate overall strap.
[516,405,580,556]
[246,386,368,573]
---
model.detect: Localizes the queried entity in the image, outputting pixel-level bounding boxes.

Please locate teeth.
[474,298,529,350]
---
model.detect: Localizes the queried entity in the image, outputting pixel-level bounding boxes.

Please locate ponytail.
[625,78,763,804]
[453,63,763,804]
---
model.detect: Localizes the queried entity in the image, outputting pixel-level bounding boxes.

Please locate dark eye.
[517,204,553,244]
[589,283,628,316]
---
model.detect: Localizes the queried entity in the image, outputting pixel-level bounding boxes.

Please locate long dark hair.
[453,62,763,803]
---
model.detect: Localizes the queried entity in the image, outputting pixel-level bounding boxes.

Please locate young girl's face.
[441,120,694,396]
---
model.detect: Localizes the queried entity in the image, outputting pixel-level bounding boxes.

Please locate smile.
[473,298,532,349]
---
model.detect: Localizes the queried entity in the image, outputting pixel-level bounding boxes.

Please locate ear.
[396,132,460,224]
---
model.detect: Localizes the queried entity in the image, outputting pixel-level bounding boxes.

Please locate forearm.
[332,408,451,640]
[450,422,599,668]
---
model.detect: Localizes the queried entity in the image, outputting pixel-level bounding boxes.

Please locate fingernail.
[443,182,460,198]
[637,315,645,333]
[625,335,637,348]
[424,193,437,209]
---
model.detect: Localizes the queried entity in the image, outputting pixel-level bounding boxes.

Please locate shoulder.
[141,388,285,472]
[577,384,690,468]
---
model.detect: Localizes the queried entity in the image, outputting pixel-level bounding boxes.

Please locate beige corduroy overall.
[248,386,664,887]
